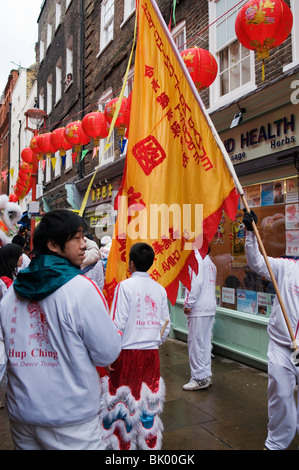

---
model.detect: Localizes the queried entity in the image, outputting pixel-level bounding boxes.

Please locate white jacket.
[111,271,170,349]
[83,259,104,290]
[246,231,299,348]
[0,275,121,427]
[184,251,217,317]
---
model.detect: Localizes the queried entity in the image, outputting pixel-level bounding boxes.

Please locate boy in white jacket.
[100,242,170,450]
[0,209,121,450]
[183,249,217,391]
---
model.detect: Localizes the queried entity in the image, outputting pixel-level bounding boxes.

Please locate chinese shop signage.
[90,183,113,204]
[220,105,297,164]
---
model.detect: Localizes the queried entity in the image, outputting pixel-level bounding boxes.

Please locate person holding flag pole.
[201,66,299,450]
[242,208,299,450]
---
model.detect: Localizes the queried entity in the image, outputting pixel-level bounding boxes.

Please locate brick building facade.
[36,0,84,210]
[0,70,19,195]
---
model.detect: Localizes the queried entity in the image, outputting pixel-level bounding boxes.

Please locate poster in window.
[286,178,299,203]
[222,287,235,305]
[261,181,285,206]
[285,203,299,230]
[215,285,221,306]
[245,184,261,207]
[237,289,257,314]
[257,292,273,318]
[231,211,246,256]
[238,184,261,209]
[286,230,299,257]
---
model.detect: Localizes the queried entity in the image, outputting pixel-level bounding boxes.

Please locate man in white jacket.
[0,209,121,450]
[100,242,170,450]
[183,249,217,391]
[243,209,299,450]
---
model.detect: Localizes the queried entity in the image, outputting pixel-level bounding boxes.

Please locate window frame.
[99,0,115,53]
[208,0,256,111]
[97,88,115,166]
[123,0,135,23]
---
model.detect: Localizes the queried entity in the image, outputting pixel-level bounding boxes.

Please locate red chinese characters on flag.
[132,136,166,176]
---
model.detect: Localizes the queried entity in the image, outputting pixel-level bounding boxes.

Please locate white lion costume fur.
[0,195,23,247]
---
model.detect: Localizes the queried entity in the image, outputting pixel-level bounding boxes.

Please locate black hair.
[129,243,154,272]
[12,234,26,248]
[32,209,87,256]
[0,243,23,280]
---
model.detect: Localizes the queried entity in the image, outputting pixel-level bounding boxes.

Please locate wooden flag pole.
[160,319,169,338]
[241,194,297,351]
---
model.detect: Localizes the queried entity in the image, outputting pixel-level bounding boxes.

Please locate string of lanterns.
[12,95,132,201]
[11,0,293,202]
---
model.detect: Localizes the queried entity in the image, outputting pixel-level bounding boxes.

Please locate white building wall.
[10,69,37,211]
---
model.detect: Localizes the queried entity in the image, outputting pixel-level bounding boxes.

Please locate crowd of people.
[0,207,298,450]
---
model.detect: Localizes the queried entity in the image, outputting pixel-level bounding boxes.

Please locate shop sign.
[220,105,297,164]
[90,213,109,228]
[91,183,113,203]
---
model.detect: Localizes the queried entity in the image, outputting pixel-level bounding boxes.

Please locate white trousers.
[265,340,299,450]
[10,415,104,450]
[187,315,214,381]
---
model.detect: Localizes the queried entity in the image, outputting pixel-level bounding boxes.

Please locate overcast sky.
[0,0,43,95]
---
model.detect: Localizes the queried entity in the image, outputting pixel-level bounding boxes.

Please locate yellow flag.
[104,0,239,306]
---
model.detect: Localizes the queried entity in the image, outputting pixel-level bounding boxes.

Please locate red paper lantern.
[9,193,19,203]
[104,97,128,135]
[50,128,73,156]
[19,162,32,174]
[36,133,56,157]
[30,135,44,157]
[21,147,34,164]
[181,47,218,91]
[124,92,132,139]
[64,120,91,152]
[82,112,109,146]
[235,0,293,80]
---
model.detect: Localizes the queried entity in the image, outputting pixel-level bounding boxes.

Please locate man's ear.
[47,239,59,253]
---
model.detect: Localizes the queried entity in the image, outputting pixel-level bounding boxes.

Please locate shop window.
[209,176,299,318]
